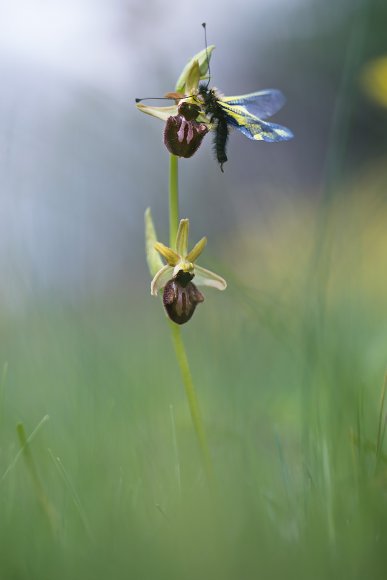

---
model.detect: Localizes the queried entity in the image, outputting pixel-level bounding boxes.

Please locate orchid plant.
[137,33,292,485]
[138,44,221,485]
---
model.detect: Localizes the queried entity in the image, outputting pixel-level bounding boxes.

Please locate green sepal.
[136,102,178,122]
[145,208,164,277]
[184,60,201,96]
[175,45,215,93]
[176,219,189,256]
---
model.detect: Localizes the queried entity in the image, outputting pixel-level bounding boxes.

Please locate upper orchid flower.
[136,46,215,159]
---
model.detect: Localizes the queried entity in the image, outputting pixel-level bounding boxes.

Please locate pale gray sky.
[0,0,341,308]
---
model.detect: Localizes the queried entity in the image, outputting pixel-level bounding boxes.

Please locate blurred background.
[0,0,387,578]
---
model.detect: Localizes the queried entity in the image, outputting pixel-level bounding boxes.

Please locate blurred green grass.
[0,166,387,579]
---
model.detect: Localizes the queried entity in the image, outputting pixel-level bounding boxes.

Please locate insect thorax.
[198,85,221,117]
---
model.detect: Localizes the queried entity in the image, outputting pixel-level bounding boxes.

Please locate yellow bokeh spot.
[361,56,387,108]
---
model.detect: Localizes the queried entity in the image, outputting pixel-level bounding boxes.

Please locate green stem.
[170,322,214,484]
[169,155,179,248]
[168,154,214,486]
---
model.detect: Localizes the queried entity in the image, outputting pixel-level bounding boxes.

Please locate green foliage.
[1,181,387,579]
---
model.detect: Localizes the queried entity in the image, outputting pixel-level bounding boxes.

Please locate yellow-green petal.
[186,236,207,262]
[154,242,180,266]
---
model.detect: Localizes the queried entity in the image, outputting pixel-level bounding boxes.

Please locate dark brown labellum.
[163,271,204,325]
[164,114,208,158]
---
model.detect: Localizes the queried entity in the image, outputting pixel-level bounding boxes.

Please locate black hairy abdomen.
[200,86,229,172]
[214,115,228,172]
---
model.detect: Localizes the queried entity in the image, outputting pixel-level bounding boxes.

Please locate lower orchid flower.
[151,218,227,324]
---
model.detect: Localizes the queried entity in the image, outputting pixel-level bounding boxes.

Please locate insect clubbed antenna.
[135,97,175,103]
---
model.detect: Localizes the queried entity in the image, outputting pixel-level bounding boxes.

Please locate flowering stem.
[168,154,214,487]
[169,323,214,484]
[169,155,179,248]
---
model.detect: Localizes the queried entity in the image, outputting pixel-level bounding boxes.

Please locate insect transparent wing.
[221,90,286,119]
[232,118,294,142]
[221,106,294,142]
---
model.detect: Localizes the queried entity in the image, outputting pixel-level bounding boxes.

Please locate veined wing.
[237,120,293,142]
[224,108,293,141]
[221,90,286,120]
